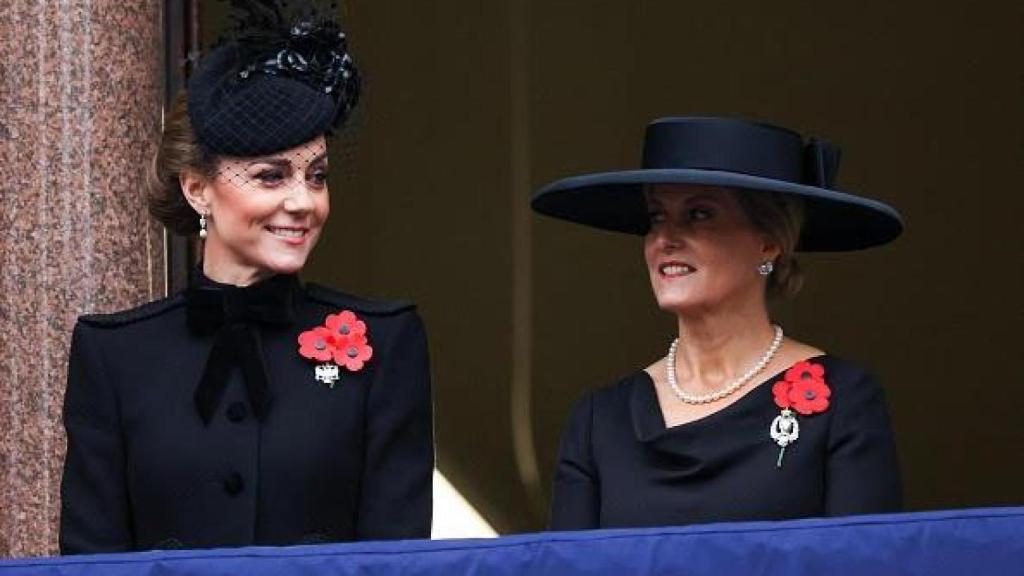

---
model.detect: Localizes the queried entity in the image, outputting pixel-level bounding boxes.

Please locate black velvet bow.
[186,272,298,425]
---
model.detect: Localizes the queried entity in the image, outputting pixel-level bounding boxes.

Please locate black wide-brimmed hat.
[187,1,360,157]
[532,117,903,251]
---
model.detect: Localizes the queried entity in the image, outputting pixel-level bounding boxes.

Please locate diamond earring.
[757,261,774,276]
[199,213,208,239]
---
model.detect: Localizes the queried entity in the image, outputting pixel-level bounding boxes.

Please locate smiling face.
[181,136,330,285]
[643,184,780,316]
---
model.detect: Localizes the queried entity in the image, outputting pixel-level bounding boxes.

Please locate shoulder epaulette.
[305,283,416,316]
[78,294,185,328]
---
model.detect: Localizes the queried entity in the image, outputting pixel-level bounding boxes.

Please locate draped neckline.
[631,354,830,444]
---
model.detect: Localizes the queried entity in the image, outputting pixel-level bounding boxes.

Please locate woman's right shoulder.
[76,294,186,331]
[571,370,648,412]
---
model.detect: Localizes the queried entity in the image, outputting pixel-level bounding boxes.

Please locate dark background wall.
[206,0,1023,533]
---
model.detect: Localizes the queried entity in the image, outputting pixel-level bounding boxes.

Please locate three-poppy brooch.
[769,361,831,468]
[297,310,373,388]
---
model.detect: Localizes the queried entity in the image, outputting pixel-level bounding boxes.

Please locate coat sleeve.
[550,393,600,530]
[824,368,903,516]
[355,310,434,539]
[60,321,134,554]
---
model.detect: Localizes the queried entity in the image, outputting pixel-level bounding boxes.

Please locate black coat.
[60,274,433,553]
[551,356,901,530]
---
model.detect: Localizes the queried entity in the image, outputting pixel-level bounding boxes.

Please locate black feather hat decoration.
[226,0,359,103]
[186,0,361,156]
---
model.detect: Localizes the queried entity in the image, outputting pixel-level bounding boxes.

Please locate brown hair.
[146,92,218,235]
[735,191,805,299]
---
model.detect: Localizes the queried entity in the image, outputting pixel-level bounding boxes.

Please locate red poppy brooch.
[769,361,831,468]
[297,310,373,388]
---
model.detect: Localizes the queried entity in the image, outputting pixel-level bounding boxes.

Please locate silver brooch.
[769,408,800,468]
[314,363,341,388]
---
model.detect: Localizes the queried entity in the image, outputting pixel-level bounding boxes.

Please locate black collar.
[185,270,301,425]
[185,271,298,333]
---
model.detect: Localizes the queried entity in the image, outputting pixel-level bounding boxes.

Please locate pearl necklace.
[666,325,784,404]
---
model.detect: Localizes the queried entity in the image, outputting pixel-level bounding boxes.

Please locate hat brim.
[531,169,904,252]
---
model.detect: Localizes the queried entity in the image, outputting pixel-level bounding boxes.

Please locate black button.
[223,472,244,496]
[298,532,330,545]
[153,537,184,549]
[226,402,248,422]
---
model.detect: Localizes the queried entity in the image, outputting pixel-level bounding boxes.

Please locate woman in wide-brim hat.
[535,117,902,530]
[60,1,433,553]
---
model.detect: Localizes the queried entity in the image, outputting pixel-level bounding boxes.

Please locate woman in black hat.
[534,117,902,530]
[60,3,432,553]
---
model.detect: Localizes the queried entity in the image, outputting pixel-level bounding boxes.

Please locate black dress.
[550,356,901,530]
[60,273,433,553]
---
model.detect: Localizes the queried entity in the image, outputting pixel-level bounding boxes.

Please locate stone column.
[0,0,164,557]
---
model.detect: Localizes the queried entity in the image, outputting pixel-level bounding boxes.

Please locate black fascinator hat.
[187,0,360,156]
[532,117,903,252]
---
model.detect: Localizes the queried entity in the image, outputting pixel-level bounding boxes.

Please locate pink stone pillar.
[0,0,164,557]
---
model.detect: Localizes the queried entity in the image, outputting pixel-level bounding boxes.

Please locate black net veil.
[212,137,331,199]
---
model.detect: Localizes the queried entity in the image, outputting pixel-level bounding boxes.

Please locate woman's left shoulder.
[302,282,419,319]
[811,356,891,412]
[298,283,426,349]
[815,355,881,387]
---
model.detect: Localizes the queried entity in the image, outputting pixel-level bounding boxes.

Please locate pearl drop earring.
[199,213,208,239]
